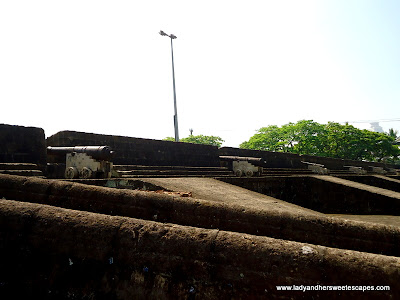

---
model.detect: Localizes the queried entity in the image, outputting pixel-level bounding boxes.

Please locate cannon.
[220,156,265,177]
[369,166,387,175]
[47,146,114,161]
[344,165,367,175]
[301,161,329,175]
[47,146,114,179]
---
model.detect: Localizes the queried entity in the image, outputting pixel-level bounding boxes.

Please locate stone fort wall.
[1,174,399,299]
[0,124,46,170]
[1,124,398,171]
[219,146,398,170]
[46,130,220,167]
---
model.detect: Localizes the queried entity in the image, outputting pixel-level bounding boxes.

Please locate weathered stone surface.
[220,175,400,215]
[46,131,220,167]
[1,199,399,299]
[1,174,400,258]
[338,175,400,192]
[219,146,399,170]
[0,124,46,170]
[2,124,400,299]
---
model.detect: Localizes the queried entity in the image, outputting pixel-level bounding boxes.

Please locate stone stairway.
[0,163,44,177]
[113,165,233,178]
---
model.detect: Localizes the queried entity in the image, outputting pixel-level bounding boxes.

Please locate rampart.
[219,146,397,170]
[2,122,400,298]
[1,174,400,258]
[1,198,400,299]
[3,124,395,172]
[220,175,400,214]
[46,131,220,167]
[337,175,400,192]
[0,124,46,170]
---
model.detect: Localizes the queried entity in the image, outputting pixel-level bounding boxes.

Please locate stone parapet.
[0,124,46,170]
[1,199,399,299]
[46,131,220,167]
[1,174,400,257]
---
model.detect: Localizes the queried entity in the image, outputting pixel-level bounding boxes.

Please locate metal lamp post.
[159,30,179,142]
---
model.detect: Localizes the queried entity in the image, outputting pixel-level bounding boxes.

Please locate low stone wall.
[338,175,400,193]
[306,176,400,214]
[1,199,399,299]
[0,124,46,170]
[219,147,399,170]
[220,176,400,215]
[46,131,220,167]
[1,174,400,258]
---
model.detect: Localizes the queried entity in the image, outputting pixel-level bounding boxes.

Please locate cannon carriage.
[47,146,114,179]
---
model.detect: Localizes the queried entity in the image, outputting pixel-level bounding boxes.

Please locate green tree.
[240,125,285,152]
[163,137,175,142]
[282,120,328,156]
[388,128,399,141]
[164,134,224,147]
[240,120,328,156]
[240,120,400,162]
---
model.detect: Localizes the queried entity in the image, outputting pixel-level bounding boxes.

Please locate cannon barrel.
[220,156,264,162]
[219,156,265,167]
[47,146,114,161]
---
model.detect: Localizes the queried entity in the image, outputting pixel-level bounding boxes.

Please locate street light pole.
[159,30,179,142]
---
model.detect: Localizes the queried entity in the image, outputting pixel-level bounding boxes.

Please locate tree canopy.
[240,120,400,162]
[164,134,224,147]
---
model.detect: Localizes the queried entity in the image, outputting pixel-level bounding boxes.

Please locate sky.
[1,0,400,147]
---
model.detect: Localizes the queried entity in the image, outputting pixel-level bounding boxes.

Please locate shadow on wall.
[0,124,46,171]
